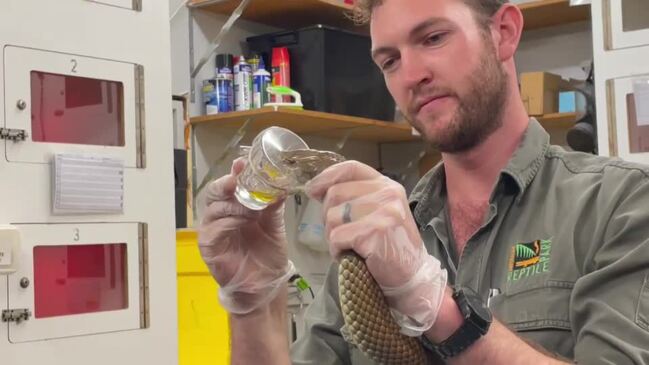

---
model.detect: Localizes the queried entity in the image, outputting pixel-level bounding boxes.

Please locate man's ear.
[490,4,524,62]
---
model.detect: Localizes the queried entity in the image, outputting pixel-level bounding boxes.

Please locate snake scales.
[281,150,427,365]
[339,252,427,364]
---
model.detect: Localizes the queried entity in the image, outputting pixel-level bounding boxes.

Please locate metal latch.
[0,128,28,142]
[2,309,32,323]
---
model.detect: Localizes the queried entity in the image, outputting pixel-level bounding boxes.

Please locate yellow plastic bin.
[177,229,230,365]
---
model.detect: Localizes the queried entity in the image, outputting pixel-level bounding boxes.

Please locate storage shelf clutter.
[190,0,589,142]
[202,25,394,122]
[192,0,586,140]
[189,0,591,32]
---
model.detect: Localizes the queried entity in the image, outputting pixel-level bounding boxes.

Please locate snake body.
[339,252,426,364]
[280,149,426,364]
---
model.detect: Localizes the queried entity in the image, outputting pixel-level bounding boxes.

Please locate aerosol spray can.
[215,53,234,113]
[253,58,271,108]
[234,55,253,111]
[271,47,291,103]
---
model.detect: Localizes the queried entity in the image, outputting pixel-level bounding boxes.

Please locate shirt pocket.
[489,281,576,359]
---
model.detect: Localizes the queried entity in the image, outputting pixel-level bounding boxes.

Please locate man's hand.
[306,160,448,335]
[198,158,294,314]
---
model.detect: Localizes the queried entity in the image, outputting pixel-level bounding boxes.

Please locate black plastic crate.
[247,25,395,121]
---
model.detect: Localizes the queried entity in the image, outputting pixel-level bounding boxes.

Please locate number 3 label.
[73,228,80,241]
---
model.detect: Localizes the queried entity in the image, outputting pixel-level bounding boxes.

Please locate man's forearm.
[425,294,570,365]
[229,285,290,365]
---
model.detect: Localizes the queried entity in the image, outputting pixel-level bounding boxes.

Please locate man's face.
[371,0,508,153]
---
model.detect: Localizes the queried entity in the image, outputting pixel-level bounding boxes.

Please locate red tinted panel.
[30,71,125,146]
[33,244,128,318]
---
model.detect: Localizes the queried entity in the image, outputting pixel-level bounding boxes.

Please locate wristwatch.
[419,287,492,359]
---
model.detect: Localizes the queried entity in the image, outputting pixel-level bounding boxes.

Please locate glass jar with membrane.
[235,126,344,210]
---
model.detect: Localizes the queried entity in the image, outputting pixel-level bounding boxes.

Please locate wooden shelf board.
[189,0,367,33]
[190,108,418,143]
[191,109,577,142]
[519,0,590,31]
[191,0,588,33]
[535,112,578,129]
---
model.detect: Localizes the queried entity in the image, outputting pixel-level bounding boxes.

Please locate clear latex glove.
[198,158,295,315]
[306,160,447,336]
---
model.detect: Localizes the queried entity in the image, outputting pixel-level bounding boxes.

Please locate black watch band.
[420,316,485,359]
[419,287,492,359]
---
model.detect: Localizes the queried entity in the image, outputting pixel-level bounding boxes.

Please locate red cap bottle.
[271,47,290,102]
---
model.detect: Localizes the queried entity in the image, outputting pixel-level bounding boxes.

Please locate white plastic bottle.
[234,55,252,111]
[253,58,271,109]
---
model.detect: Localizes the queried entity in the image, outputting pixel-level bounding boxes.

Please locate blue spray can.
[253,58,271,109]
[215,54,233,113]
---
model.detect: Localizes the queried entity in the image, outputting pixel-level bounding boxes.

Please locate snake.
[281,150,427,365]
[338,253,427,364]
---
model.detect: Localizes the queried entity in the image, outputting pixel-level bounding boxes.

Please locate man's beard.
[407,40,508,153]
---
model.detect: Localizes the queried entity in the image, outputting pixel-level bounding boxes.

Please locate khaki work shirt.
[290,119,649,364]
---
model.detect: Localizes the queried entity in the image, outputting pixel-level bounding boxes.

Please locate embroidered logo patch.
[507,239,552,282]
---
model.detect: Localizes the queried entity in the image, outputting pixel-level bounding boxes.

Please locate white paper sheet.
[53,154,124,214]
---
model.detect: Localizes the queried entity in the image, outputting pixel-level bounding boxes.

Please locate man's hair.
[352,0,509,28]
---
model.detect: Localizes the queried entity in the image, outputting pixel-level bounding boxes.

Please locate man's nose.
[400,49,433,90]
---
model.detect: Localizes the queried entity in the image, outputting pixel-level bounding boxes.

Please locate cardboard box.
[520,72,563,116]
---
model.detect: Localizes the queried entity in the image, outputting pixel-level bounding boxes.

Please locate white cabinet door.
[605,0,649,50]
[606,73,649,163]
[0,275,6,342]
[3,46,145,168]
[7,222,146,343]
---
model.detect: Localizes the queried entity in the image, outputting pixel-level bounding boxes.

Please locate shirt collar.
[409,162,446,229]
[409,118,549,226]
[501,118,550,198]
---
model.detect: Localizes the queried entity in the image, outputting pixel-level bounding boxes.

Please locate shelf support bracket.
[192,117,253,216]
[188,0,252,102]
[335,128,357,152]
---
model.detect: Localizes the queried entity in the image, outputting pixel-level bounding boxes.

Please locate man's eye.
[424,32,447,46]
[381,57,397,71]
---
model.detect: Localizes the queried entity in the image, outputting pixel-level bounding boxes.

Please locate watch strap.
[420,319,484,359]
[418,288,490,359]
